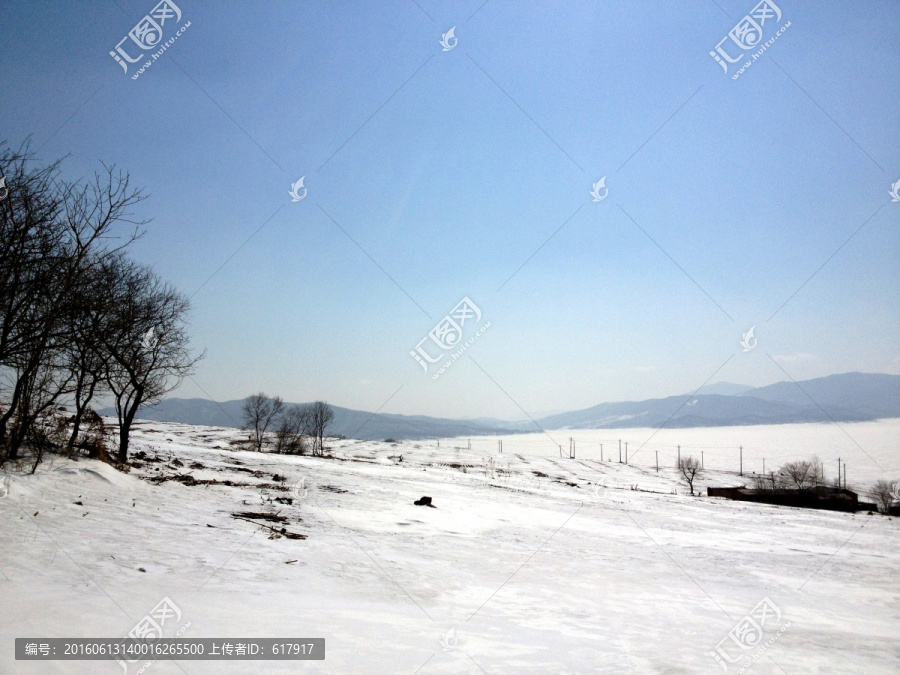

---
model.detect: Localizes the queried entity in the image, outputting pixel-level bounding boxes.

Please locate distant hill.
[689,382,755,397]
[742,372,900,418]
[100,372,900,440]
[536,372,900,430]
[99,398,526,441]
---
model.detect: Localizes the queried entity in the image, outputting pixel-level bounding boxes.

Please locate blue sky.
[1,0,898,419]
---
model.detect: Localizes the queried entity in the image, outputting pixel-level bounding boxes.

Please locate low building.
[707,485,877,512]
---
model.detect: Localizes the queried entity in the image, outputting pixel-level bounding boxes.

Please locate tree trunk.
[68,378,96,454]
[118,416,132,464]
[116,391,141,464]
[68,408,84,454]
[8,422,29,461]
[0,376,27,460]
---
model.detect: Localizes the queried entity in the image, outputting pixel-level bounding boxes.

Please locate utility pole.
[701,451,704,469]
[600,444,603,462]
[655,450,659,473]
[625,442,628,464]
[739,445,742,476]
[619,439,622,463]
[837,458,841,486]
[762,458,765,474]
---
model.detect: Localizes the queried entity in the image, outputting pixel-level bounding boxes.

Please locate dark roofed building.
[707,485,876,512]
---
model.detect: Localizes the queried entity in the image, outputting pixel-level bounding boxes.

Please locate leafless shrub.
[870,480,897,514]
[274,405,308,455]
[752,472,779,491]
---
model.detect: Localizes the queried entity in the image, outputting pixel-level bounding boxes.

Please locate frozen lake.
[448,418,900,490]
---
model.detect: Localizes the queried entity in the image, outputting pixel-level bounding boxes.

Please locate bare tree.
[15,353,75,472]
[305,401,334,456]
[870,480,897,514]
[809,455,825,488]
[62,270,110,454]
[752,472,779,491]
[274,405,308,455]
[780,459,824,490]
[677,455,702,495]
[3,342,74,462]
[242,393,284,452]
[97,257,201,463]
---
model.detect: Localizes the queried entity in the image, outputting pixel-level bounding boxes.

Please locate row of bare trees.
[753,458,900,515]
[679,451,899,515]
[751,457,828,491]
[681,456,832,495]
[0,141,200,468]
[677,454,838,496]
[242,393,334,456]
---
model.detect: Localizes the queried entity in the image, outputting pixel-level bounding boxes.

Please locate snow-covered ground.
[1,419,898,674]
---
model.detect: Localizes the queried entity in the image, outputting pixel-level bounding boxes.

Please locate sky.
[1,0,898,419]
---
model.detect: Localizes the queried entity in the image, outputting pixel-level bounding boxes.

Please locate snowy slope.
[1,420,898,673]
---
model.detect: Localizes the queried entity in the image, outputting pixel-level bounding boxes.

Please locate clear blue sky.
[1,0,898,419]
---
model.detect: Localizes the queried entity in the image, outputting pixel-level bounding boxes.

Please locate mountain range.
[100,372,900,441]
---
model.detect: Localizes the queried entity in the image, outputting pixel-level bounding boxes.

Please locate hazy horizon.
[127,370,896,425]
